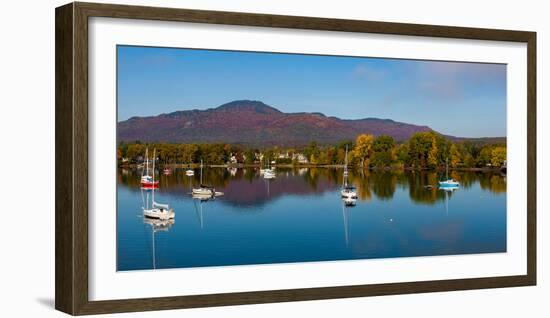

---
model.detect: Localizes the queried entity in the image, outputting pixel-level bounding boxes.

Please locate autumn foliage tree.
[352,134,374,168]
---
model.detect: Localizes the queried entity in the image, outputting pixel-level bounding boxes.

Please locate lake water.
[117,167,506,271]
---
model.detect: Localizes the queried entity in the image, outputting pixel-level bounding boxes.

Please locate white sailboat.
[143,149,175,220]
[192,159,215,196]
[438,158,460,188]
[263,159,276,179]
[341,145,358,199]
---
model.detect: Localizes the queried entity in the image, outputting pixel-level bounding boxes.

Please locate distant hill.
[117,100,501,146]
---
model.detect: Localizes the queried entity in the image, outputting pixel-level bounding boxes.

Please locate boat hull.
[341,190,358,199]
[438,181,460,188]
[192,188,214,196]
[144,208,175,220]
[141,181,159,189]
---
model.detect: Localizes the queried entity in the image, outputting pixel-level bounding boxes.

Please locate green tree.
[395,143,409,166]
[126,143,145,162]
[304,141,320,164]
[407,132,446,169]
[244,149,256,164]
[408,132,433,168]
[371,135,395,168]
[373,135,395,153]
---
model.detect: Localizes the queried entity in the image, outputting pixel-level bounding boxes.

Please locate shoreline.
[119,162,504,172]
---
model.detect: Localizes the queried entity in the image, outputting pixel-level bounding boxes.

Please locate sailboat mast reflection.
[341,197,357,246]
[439,186,457,215]
[192,196,210,229]
[143,217,174,270]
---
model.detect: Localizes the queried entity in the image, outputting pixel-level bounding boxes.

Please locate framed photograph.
[55,2,536,315]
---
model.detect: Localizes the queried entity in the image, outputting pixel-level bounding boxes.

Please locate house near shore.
[242,151,309,164]
[293,153,308,164]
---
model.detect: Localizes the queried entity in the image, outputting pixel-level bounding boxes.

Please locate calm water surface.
[117,167,506,271]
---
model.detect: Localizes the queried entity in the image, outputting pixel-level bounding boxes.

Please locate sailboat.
[438,158,460,188]
[141,148,159,188]
[143,149,175,220]
[263,158,276,179]
[192,159,215,197]
[341,145,358,199]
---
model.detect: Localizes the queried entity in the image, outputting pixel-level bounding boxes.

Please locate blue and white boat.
[438,158,460,189]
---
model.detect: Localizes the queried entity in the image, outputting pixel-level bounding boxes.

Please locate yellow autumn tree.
[491,146,506,167]
[427,136,439,168]
[352,134,374,168]
[449,143,461,167]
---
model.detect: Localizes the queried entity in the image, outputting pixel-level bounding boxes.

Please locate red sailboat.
[141,148,159,189]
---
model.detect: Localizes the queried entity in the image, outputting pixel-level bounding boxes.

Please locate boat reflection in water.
[439,185,459,215]
[192,193,215,229]
[341,197,357,246]
[143,217,175,270]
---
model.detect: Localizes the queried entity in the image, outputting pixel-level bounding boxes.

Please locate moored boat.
[439,158,460,188]
[141,148,159,188]
[192,160,215,196]
[263,161,276,179]
[142,149,174,220]
[340,145,358,199]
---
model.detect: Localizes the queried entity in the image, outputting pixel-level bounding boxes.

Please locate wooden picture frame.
[55,2,536,315]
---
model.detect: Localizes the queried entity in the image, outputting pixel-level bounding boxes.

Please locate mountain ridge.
[118,100,501,146]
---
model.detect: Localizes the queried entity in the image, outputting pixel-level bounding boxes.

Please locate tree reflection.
[368,171,397,201]
[118,167,506,206]
[480,174,507,193]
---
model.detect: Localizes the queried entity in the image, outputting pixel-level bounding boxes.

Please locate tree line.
[118,131,506,169]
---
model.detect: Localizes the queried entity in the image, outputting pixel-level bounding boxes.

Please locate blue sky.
[117,45,506,137]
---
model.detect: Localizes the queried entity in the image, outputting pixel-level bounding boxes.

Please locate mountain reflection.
[118,167,506,207]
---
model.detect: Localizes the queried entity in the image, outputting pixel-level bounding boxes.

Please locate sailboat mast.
[343,145,348,187]
[200,159,203,185]
[345,145,348,167]
[152,149,156,202]
[145,148,149,176]
[446,157,449,180]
